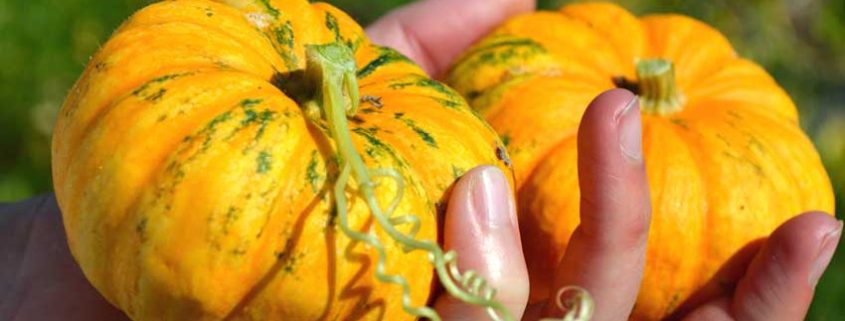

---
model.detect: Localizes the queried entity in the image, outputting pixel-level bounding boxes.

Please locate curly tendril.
[302,43,593,321]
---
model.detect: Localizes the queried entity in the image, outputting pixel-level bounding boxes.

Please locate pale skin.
[0,0,841,320]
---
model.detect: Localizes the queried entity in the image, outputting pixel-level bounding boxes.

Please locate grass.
[0,0,842,318]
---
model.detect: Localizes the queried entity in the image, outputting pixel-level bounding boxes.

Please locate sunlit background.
[1,0,843,319]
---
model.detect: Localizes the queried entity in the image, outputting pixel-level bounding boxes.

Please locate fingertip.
[732,211,841,320]
[765,212,840,275]
[577,88,640,167]
[579,88,637,129]
[437,165,528,319]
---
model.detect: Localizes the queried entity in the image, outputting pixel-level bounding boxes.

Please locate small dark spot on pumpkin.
[157,114,168,122]
[94,61,108,72]
[436,98,461,109]
[275,250,302,274]
[361,95,383,108]
[365,147,376,158]
[388,82,413,90]
[241,98,263,108]
[350,116,365,124]
[145,88,167,102]
[223,206,239,235]
[727,110,743,119]
[136,217,148,240]
[257,150,272,174]
[501,134,511,147]
[230,246,248,256]
[716,134,731,146]
[451,166,466,180]
[664,293,681,315]
[496,144,512,168]
[671,118,689,130]
[394,112,404,119]
[306,151,322,193]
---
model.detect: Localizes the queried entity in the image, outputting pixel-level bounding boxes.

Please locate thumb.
[434,165,529,320]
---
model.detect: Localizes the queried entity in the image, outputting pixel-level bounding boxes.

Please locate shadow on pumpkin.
[661,238,766,320]
[221,119,341,320]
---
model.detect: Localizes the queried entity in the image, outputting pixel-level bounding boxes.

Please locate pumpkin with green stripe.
[446,3,834,320]
[52,1,510,320]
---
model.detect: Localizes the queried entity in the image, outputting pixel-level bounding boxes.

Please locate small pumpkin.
[447,2,835,320]
[52,0,510,320]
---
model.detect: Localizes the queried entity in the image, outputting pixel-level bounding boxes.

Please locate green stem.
[302,43,592,321]
[636,59,686,115]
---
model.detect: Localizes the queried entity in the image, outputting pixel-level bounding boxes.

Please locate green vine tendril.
[301,43,593,321]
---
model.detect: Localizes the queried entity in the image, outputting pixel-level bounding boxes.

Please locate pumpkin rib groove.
[132,113,311,319]
[126,0,292,65]
[63,70,278,184]
[61,70,270,227]
[121,19,286,73]
[217,142,314,321]
[111,20,281,74]
[648,117,714,298]
[106,20,279,75]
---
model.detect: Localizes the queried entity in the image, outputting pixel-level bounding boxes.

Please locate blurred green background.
[1,0,843,318]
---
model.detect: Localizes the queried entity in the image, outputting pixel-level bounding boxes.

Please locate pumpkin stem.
[304,43,539,321]
[636,59,686,115]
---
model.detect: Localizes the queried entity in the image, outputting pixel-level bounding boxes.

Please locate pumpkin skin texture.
[446,2,835,320]
[51,1,511,320]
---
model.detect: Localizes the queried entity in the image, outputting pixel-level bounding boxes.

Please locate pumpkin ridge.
[558,2,646,78]
[649,117,714,300]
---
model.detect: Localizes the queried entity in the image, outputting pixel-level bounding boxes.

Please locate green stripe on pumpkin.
[256,0,280,18]
[357,47,412,78]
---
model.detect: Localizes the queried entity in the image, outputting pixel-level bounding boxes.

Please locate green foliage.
[0,0,842,318]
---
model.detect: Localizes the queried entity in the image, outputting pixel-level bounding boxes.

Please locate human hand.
[2,1,840,321]
[428,89,842,321]
[0,195,130,320]
[367,2,842,320]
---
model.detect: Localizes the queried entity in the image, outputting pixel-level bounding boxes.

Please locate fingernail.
[810,220,843,287]
[615,95,643,163]
[470,166,517,232]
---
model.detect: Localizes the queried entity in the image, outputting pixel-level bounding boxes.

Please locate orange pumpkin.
[52,0,510,320]
[447,2,835,319]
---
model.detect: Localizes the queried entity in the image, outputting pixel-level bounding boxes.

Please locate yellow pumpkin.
[446,2,834,320]
[52,0,510,320]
